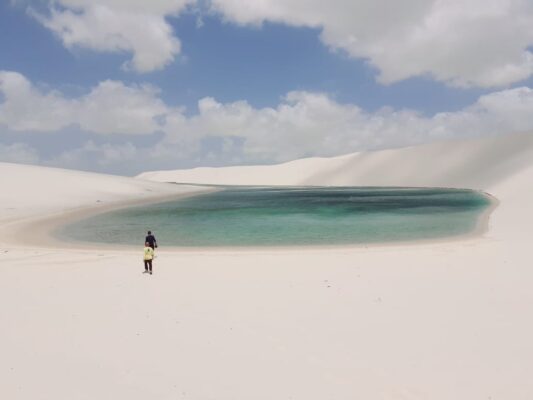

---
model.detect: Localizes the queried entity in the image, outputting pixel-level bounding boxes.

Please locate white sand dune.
[138,133,533,190]
[0,162,204,225]
[1,133,533,399]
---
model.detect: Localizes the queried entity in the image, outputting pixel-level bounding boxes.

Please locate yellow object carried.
[143,246,154,260]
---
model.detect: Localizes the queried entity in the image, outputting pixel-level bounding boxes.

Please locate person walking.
[145,230,157,249]
[143,242,154,275]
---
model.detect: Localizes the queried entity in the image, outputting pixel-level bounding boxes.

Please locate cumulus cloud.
[0,71,169,134]
[164,87,533,163]
[2,71,533,173]
[27,1,533,85]
[32,0,194,72]
[210,0,533,88]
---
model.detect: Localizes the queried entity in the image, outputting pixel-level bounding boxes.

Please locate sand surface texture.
[2,133,533,399]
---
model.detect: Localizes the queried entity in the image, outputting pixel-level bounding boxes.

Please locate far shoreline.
[2,185,499,254]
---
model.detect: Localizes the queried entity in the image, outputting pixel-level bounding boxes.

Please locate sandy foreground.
[1,133,533,399]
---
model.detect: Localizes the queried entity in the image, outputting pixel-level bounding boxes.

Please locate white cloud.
[0,71,169,134]
[28,1,533,85]
[76,80,170,134]
[32,0,194,72]
[0,71,73,131]
[2,71,533,173]
[210,0,533,88]
[164,87,533,163]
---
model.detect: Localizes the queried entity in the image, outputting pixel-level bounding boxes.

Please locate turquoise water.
[59,187,492,247]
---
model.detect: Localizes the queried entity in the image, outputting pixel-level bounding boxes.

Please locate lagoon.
[59,187,492,247]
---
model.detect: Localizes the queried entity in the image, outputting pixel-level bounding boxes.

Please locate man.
[145,230,157,250]
[143,242,154,275]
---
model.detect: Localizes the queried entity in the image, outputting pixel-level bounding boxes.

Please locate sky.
[1,0,533,175]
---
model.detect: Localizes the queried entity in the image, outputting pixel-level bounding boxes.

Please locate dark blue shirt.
[145,234,157,247]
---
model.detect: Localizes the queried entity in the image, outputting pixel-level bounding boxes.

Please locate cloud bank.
[1,71,533,174]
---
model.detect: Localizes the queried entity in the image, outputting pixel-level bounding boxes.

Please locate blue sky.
[1,1,533,174]
[0,2,485,114]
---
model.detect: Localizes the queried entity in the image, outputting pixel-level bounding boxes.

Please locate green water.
[59,186,492,247]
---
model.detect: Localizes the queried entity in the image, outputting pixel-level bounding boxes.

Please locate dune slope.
[0,162,204,224]
[138,133,533,190]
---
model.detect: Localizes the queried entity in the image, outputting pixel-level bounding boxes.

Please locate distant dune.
[138,133,533,191]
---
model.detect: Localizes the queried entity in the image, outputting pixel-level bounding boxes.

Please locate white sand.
[1,133,533,399]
